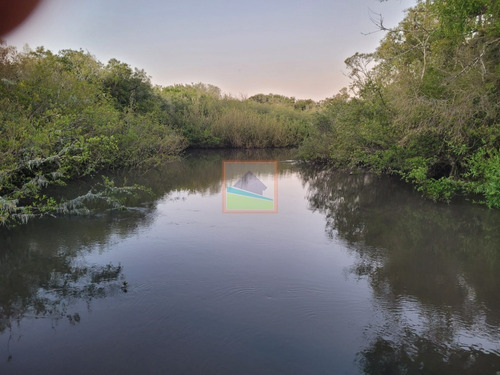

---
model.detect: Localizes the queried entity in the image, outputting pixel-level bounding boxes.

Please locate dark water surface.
[1,149,499,375]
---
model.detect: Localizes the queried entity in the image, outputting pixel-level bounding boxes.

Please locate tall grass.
[160,84,312,148]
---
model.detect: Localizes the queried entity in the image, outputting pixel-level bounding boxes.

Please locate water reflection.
[0,213,144,333]
[0,148,298,366]
[93,148,297,199]
[2,150,498,374]
[299,165,500,374]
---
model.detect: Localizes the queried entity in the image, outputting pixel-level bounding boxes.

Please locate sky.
[4,0,416,101]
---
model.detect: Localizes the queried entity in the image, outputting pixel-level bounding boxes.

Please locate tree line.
[0,45,311,225]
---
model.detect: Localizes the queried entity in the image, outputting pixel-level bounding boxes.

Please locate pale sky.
[4,0,416,101]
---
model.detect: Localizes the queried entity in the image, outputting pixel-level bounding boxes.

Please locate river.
[1,149,499,374]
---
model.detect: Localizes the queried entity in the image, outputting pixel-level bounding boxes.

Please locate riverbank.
[0,43,311,226]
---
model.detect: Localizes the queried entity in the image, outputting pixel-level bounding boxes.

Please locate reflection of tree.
[0,261,123,332]
[298,165,500,374]
[96,148,297,199]
[0,209,148,362]
[0,215,138,335]
[358,335,500,375]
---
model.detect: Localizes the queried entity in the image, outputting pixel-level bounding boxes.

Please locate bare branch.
[361,9,390,36]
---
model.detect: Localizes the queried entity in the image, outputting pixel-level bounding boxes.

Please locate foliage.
[0,43,313,226]
[159,83,311,148]
[299,0,500,207]
[465,147,500,207]
[0,44,182,226]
